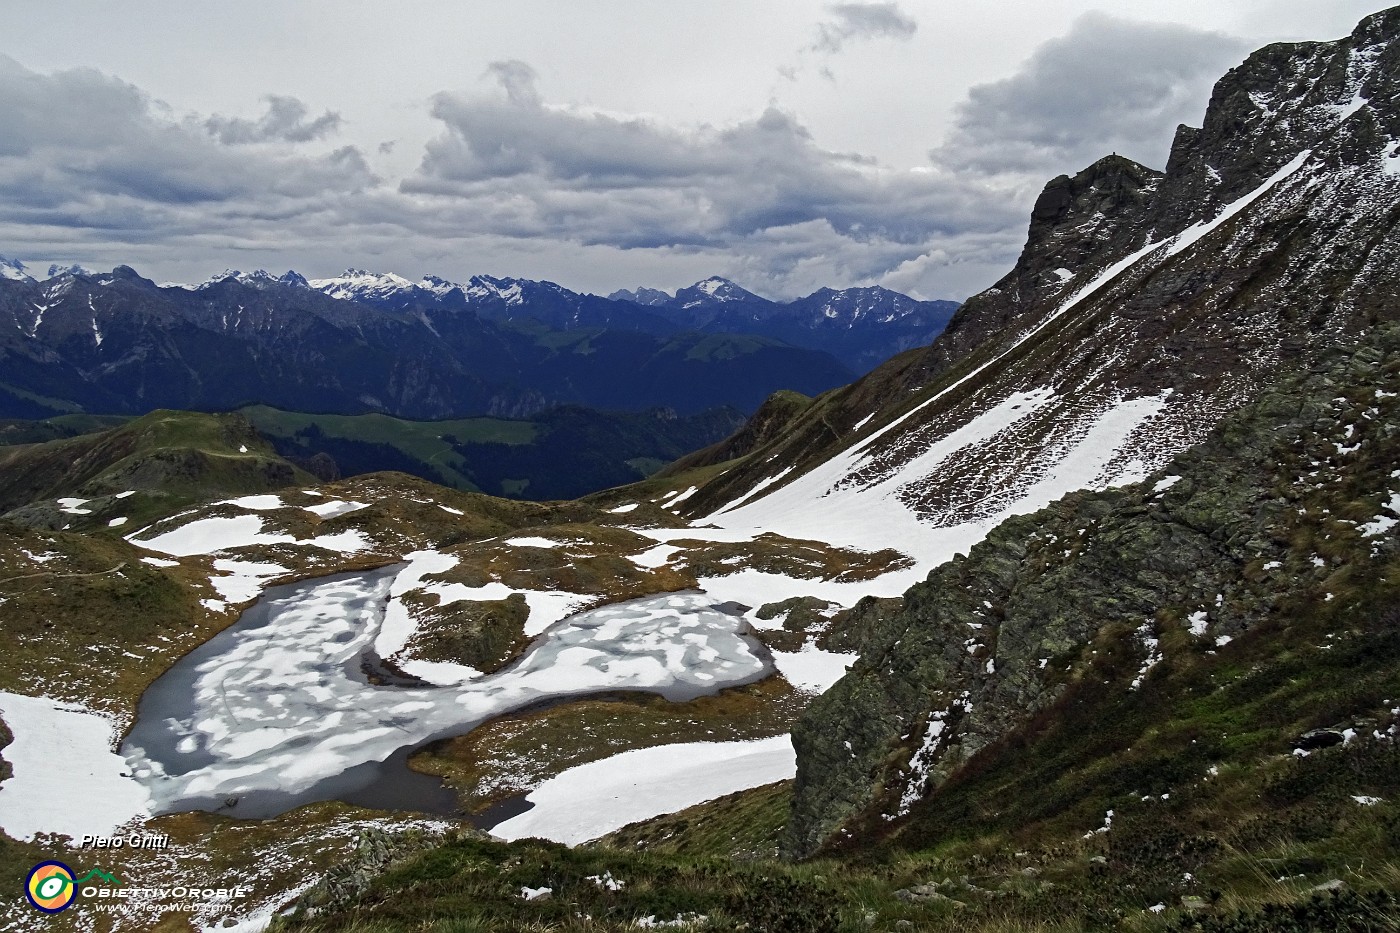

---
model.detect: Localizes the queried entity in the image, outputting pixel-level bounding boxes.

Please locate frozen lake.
[121,567,773,818]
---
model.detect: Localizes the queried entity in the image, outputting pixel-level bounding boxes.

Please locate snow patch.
[304,500,369,519]
[705,390,1169,600]
[504,536,563,549]
[769,644,856,694]
[210,559,289,604]
[1384,140,1400,176]
[632,544,681,569]
[57,497,91,514]
[132,515,371,557]
[1153,475,1182,493]
[0,692,150,842]
[222,494,286,510]
[491,736,795,845]
[1360,492,1400,537]
[660,486,699,508]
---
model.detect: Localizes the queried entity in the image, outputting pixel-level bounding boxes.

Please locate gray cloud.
[0,56,375,230]
[932,14,1245,179]
[812,3,918,54]
[399,74,1020,298]
[406,81,1010,246]
[0,12,1252,305]
[204,95,344,144]
[485,60,542,107]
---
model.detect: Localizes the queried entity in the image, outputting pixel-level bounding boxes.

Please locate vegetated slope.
[659,390,814,477]
[679,8,1400,554]
[789,322,1400,858]
[245,403,747,500]
[0,410,313,530]
[0,265,854,421]
[0,413,126,446]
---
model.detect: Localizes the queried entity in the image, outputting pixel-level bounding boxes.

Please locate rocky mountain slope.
[789,321,1400,856]
[0,410,313,532]
[678,5,1400,578]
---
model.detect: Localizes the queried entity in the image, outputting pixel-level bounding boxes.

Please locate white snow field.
[210,559,290,604]
[491,735,796,845]
[698,391,1170,601]
[122,573,772,815]
[0,691,150,842]
[303,499,370,518]
[131,513,372,558]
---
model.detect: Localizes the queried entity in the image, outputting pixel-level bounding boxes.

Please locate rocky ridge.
[679,8,1400,568]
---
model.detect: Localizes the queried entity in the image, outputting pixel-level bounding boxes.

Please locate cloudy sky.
[0,1,1386,300]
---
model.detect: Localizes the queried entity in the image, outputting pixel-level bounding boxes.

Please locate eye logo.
[26,861,76,913]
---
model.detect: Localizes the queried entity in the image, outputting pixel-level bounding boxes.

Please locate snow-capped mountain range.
[0,263,862,420]
[164,267,958,372]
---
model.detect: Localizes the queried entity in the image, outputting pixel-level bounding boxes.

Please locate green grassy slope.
[0,409,315,531]
[247,404,746,500]
[242,404,538,491]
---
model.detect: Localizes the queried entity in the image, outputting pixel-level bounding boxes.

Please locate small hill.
[0,410,313,530]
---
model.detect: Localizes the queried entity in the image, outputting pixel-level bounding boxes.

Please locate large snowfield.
[698,390,1171,598]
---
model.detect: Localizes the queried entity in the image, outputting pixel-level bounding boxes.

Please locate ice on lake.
[121,567,772,817]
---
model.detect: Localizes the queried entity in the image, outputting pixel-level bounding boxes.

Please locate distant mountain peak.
[307,268,428,301]
[673,276,767,308]
[0,254,34,283]
[608,286,673,306]
[45,262,96,280]
[421,274,461,296]
[185,269,296,290]
[696,276,736,296]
